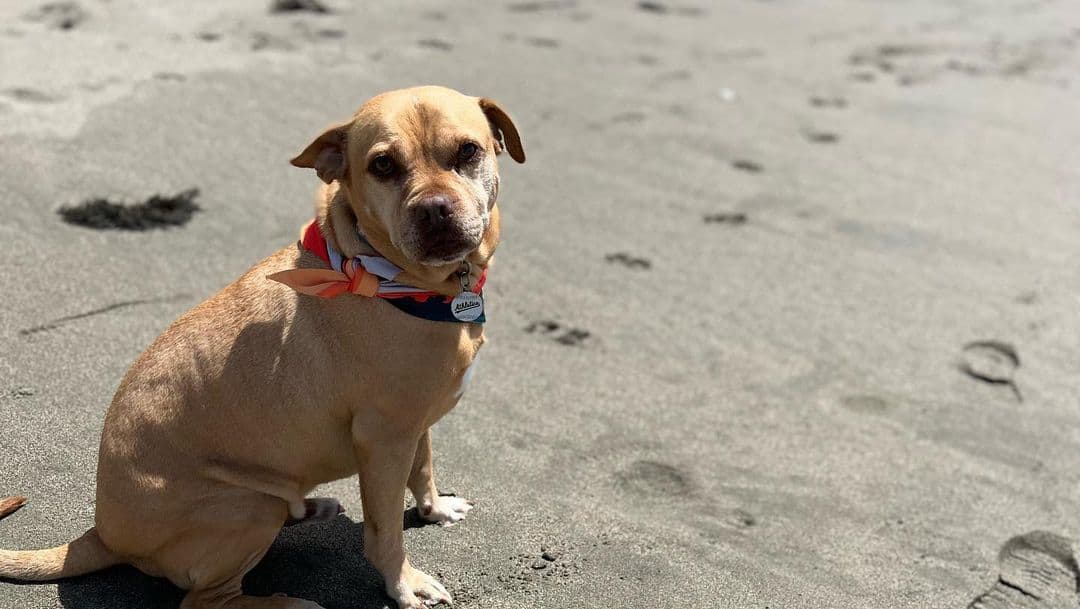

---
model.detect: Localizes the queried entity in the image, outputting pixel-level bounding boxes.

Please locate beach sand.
[1,1,1079,607]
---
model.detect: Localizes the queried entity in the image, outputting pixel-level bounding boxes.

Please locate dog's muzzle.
[412,194,481,261]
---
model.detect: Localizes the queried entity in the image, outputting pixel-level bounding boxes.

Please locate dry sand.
[2,1,1080,607]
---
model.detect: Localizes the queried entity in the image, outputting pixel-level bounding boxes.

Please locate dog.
[0,85,525,609]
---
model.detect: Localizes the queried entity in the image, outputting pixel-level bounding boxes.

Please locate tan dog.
[0,85,525,609]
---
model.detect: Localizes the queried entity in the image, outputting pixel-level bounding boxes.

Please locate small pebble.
[530,559,548,570]
[542,551,558,562]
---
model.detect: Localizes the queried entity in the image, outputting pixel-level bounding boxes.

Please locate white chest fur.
[455,360,477,399]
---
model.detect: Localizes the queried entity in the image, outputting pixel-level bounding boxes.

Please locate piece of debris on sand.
[0,496,27,520]
[959,340,1023,402]
[58,188,201,230]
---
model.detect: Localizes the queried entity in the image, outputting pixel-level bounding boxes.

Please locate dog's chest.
[344,314,485,423]
[414,325,483,411]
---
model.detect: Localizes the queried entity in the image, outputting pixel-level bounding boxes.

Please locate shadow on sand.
[51,510,435,609]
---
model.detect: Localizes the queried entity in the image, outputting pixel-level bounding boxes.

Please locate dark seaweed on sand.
[58,189,201,230]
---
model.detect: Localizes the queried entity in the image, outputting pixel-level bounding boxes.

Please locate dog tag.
[451,291,484,322]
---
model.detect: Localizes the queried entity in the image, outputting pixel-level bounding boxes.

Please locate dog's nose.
[416,195,456,225]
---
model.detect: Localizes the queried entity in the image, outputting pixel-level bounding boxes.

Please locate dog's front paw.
[388,565,452,608]
[418,495,473,527]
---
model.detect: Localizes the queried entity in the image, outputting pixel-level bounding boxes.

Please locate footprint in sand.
[616,460,693,497]
[525,37,560,48]
[605,252,652,270]
[804,130,840,144]
[506,0,578,12]
[725,509,760,529]
[703,212,748,225]
[418,38,453,51]
[637,1,667,12]
[809,95,848,108]
[839,394,892,414]
[1015,291,1037,305]
[250,32,295,52]
[2,87,62,104]
[969,531,1079,608]
[636,1,706,16]
[10,387,35,399]
[525,320,590,346]
[731,159,764,173]
[22,1,88,30]
[269,0,330,14]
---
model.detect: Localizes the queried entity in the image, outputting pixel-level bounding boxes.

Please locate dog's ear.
[291,121,351,184]
[479,98,525,164]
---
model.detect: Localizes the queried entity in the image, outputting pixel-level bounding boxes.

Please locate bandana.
[267,221,486,324]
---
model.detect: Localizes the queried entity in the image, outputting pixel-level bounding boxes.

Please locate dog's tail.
[0,496,120,581]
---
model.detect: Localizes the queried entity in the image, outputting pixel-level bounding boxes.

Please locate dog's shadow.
[56,510,435,609]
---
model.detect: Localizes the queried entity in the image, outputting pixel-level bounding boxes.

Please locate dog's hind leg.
[202,463,308,520]
[157,501,323,609]
[174,527,326,609]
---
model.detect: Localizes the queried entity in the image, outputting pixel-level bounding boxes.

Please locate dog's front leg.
[354,426,452,609]
[408,429,473,526]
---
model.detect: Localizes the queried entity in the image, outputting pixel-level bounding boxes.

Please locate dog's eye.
[457,142,479,165]
[369,155,397,178]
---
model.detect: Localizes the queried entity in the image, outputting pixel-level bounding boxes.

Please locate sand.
[1,0,1079,607]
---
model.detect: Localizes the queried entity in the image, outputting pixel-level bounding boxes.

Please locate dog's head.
[291,86,525,266]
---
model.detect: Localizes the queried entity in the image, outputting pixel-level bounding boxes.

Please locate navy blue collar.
[384,295,486,324]
[341,230,487,325]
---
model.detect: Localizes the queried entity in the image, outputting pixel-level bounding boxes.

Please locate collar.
[267,220,486,324]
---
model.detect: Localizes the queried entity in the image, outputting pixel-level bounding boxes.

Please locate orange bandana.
[267,221,487,323]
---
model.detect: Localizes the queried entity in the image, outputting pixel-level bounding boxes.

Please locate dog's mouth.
[392,195,489,266]
[417,231,481,265]
[400,211,485,265]
[392,225,482,266]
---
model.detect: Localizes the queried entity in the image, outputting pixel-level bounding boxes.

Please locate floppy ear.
[478,98,525,164]
[290,120,351,184]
